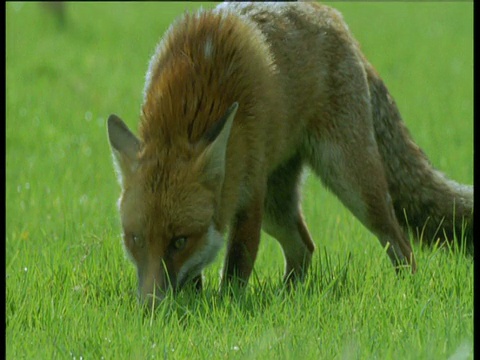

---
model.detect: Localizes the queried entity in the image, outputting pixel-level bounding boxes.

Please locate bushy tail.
[366,64,473,248]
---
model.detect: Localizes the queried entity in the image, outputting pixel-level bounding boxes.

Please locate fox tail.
[366,64,473,249]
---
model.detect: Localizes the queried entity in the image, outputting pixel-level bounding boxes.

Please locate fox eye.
[172,236,187,251]
[132,234,144,248]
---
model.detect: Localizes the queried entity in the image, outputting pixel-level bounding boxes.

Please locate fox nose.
[138,275,171,307]
[138,269,169,309]
[140,290,165,310]
[137,258,174,307]
[138,275,171,310]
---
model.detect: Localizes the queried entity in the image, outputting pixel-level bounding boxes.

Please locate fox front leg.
[221,198,264,291]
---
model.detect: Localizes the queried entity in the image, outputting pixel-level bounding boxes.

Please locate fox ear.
[199,102,238,188]
[107,114,141,186]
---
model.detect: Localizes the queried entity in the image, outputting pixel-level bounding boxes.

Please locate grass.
[6,2,473,359]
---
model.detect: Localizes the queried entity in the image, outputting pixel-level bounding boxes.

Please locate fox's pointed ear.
[199,102,238,188]
[107,114,141,186]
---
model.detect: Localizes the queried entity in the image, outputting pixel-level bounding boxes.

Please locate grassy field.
[6,2,473,359]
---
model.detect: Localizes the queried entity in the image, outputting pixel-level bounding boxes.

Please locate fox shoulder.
[139,8,277,148]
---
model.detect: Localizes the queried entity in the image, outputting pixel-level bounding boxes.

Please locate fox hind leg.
[262,153,316,283]
[302,128,416,272]
[301,47,416,271]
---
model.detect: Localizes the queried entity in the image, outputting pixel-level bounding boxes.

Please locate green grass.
[6,2,473,359]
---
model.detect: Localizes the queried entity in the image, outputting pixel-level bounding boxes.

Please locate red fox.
[107,2,473,306]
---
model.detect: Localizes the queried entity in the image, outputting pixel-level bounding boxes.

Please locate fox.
[107,2,473,306]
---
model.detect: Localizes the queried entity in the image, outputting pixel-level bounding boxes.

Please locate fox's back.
[220,2,364,128]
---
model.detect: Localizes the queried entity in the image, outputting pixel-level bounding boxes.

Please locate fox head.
[107,102,238,307]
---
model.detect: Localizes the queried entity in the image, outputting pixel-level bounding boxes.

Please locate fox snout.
[137,262,174,308]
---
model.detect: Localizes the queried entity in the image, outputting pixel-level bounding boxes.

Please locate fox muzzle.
[137,261,177,308]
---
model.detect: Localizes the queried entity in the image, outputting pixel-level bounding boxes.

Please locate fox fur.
[107,2,473,306]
